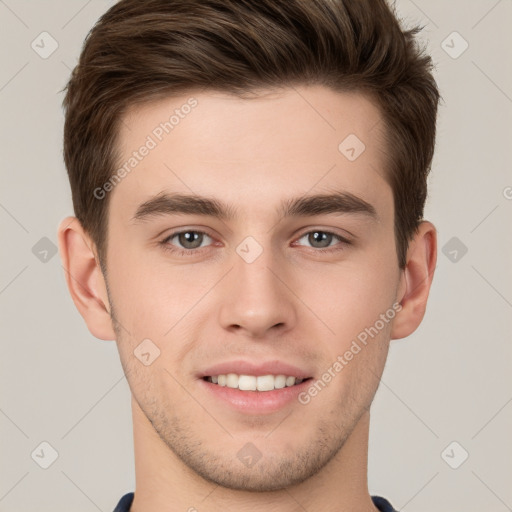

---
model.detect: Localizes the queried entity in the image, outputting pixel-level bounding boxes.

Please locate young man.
[58,0,439,510]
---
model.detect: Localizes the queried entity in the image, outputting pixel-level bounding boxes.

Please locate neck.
[130,396,378,512]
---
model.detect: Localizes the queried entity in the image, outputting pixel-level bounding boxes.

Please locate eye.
[160,229,214,255]
[294,230,350,252]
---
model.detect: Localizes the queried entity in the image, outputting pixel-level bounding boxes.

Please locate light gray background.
[1,1,511,511]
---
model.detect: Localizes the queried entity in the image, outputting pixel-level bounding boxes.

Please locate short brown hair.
[63,0,439,270]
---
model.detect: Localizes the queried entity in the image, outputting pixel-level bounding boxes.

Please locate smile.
[203,373,312,392]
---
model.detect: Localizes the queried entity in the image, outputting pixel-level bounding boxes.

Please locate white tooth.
[211,373,303,390]
[274,375,286,389]
[239,375,257,390]
[257,375,275,391]
[285,376,296,387]
[226,373,239,389]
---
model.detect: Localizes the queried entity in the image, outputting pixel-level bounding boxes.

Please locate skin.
[58,85,436,512]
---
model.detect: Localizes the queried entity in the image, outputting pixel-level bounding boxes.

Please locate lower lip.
[199,378,313,415]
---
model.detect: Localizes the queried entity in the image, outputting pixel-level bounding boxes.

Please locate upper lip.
[198,360,313,379]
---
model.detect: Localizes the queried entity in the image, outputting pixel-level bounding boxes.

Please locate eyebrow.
[131,190,378,223]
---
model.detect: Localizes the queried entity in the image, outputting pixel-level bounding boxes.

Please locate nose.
[217,244,297,338]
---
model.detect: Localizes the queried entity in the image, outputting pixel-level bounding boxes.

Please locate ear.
[391,220,437,340]
[57,216,116,341]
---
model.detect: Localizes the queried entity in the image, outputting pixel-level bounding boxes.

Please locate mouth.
[199,374,314,414]
[202,374,313,392]
[197,360,315,413]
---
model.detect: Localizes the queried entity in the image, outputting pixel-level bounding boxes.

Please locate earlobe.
[57,216,116,341]
[391,221,437,340]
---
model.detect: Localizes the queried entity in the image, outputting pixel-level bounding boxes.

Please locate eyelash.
[159,229,351,257]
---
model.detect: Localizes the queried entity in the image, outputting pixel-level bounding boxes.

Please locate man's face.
[104,86,403,491]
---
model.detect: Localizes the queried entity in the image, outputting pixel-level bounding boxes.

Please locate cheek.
[303,254,399,339]
[107,250,218,351]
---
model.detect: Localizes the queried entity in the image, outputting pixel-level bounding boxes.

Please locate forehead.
[110,85,392,224]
